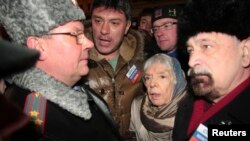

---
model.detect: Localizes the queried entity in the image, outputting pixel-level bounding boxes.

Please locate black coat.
[5,84,121,141]
[173,83,250,141]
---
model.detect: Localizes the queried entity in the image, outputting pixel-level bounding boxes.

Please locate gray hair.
[143,53,187,98]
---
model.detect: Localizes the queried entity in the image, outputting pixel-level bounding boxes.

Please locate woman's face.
[144,63,175,106]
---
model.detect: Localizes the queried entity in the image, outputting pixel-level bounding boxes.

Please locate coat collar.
[11,67,92,120]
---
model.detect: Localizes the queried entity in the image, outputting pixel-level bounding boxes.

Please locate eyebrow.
[92,15,122,21]
[145,70,170,75]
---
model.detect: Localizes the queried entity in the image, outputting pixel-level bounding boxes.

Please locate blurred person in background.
[151,4,189,74]
[138,8,154,36]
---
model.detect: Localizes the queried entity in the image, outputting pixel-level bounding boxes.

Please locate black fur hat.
[178,0,250,48]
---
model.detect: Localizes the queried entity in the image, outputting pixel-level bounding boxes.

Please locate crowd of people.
[0,0,249,141]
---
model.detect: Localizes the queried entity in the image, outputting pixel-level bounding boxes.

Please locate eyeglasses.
[46,32,84,45]
[151,22,177,33]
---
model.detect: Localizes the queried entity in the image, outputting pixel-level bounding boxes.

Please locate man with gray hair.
[0,0,121,140]
[173,0,250,140]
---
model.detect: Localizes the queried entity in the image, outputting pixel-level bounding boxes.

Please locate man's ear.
[26,36,47,61]
[241,37,250,67]
[124,20,132,35]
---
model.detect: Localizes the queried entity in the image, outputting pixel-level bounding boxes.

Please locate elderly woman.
[129,53,187,141]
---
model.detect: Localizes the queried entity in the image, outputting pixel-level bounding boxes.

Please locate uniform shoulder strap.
[24,92,47,134]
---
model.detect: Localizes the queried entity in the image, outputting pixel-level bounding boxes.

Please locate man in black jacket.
[173,0,250,140]
[151,4,189,74]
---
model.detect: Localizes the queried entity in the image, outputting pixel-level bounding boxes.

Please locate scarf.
[139,54,188,140]
[140,91,187,133]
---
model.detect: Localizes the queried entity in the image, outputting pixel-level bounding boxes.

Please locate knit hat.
[178,0,250,48]
[0,0,86,45]
[0,39,39,78]
[152,4,182,23]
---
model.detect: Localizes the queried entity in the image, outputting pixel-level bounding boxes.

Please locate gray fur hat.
[0,0,86,45]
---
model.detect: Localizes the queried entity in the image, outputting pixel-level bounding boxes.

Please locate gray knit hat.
[0,0,86,45]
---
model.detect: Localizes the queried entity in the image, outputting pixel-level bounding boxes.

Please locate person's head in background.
[179,0,250,103]
[151,4,182,53]
[90,0,132,60]
[0,0,93,87]
[143,53,187,107]
[138,8,154,36]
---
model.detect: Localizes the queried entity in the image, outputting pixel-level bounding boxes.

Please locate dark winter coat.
[4,68,121,141]
[173,78,250,141]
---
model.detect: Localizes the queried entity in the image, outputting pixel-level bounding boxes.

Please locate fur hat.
[0,39,39,78]
[178,0,250,48]
[152,4,182,23]
[0,0,86,45]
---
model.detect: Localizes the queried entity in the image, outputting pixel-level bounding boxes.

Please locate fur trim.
[11,67,91,120]
[0,0,85,45]
[178,0,250,48]
[120,29,145,63]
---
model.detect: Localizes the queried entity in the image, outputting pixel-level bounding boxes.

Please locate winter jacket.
[85,24,145,139]
[4,68,121,141]
[173,77,250,141]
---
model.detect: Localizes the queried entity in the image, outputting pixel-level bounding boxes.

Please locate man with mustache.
[173,0,250,140]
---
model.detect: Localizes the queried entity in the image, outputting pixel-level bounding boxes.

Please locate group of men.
[0,0,249,141]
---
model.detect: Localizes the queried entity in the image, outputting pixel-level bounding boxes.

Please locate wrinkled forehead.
[186,32,240,46]
[144,62,173,75]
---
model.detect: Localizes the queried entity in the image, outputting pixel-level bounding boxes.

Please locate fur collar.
[11,67,91,120]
